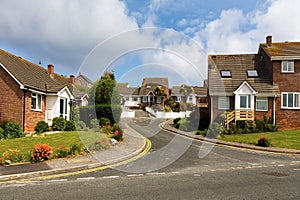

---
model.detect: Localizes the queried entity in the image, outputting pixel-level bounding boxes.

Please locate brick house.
[0,49,74,132]
[208,36,300,129]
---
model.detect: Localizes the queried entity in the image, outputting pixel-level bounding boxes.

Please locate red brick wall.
[0,67,24,128]
[23,92,46,132]
[272,60,300,129]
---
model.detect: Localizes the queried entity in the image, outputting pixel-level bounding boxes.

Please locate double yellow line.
[0,124,152,184]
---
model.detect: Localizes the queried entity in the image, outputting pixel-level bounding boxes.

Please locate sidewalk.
[0,126,147,182]
[161,120,300,155]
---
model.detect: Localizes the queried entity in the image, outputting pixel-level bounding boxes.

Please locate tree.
[94,72,121,124]
[179,84,193,103]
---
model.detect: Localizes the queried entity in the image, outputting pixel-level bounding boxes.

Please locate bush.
[65,120,76,131]
[4,121,24,139]
[1,149,29,164]
[76,120,88,131]
[52,117,66,131]
[89,138,110,151]
[0,127,4,139]
[31,144,53,162]
[70,143,82,155]
[34,121,49,134]
[257,136,271,147]
[54,145,69,158]
[99,117,110,127]
[90,118,100,129]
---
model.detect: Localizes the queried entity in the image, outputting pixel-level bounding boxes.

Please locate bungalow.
[0,49,74,132]
[208,36,300,129]
[117,83,140,109]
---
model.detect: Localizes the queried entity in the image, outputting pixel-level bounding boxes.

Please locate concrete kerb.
[0,128,148,182]
[160,120,300,155]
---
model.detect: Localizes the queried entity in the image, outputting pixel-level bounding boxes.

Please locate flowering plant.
[31,144,53,162]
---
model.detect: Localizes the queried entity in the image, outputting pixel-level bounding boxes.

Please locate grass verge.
[221,129,300,150]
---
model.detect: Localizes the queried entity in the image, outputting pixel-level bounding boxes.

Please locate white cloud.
[177,18,187,27]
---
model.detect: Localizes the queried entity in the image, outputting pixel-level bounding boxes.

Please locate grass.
[221,129,300,150]
[0,131,110,164]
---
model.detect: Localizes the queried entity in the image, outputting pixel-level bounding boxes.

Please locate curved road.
[1,119,300,199]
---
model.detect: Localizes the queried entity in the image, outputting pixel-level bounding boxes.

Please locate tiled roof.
[170,86,183,96]
[117,83,140,96]
[139,77,169,96]
[0,49,71,93]
[260,42,300,58]
[208,54,280,96]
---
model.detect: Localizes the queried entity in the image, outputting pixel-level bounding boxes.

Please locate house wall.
[0,66,24,128]
[272,60,300,129]
[24,92,46,132]
[254,97,274,121]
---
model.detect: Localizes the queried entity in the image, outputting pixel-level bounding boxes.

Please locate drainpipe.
[22,90,26,132]
[273,95,277,125]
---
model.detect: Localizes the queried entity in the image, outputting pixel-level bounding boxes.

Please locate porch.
[225,110,254,129]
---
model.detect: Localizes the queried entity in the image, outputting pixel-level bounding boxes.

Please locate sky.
[1,0,300,87]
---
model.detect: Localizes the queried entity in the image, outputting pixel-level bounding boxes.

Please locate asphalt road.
[1,119,300,199]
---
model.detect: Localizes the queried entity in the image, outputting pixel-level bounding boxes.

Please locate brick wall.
[0,67,24,128]
[273,60,300,129]
[23,92,46,132]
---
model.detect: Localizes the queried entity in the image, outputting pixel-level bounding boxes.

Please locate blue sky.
[1,0,300,86]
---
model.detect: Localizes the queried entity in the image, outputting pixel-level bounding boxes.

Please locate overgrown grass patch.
[221,129,300,149]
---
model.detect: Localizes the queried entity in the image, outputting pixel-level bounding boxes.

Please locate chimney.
[266,35,272,47]
[70,75,75,84]
[47,64,54,77]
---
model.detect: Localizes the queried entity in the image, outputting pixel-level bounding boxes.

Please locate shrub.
[99,117,110,127]
[90,118,100,129]
[34,121,49,134]
[31,144,53,162]
[76,120,88,131]
[52,117,66,131]
[257,136,271,147]
[89,138,110,151]
[65,120,76,131]
[4,121,24,139]
[70,143,82,155]
[54,145,69,158]
[173,118,181,125]
[1,149,29,164]
[0,127,4,139]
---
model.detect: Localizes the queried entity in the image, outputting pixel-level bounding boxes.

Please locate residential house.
[208,36,300,129]
[139,77,169,107]
[117,83,140,109]
[75,72,93,89]
[0,49,74,132]
[193,80,208,107]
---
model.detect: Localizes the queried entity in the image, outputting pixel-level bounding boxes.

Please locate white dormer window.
[282,61,294,73]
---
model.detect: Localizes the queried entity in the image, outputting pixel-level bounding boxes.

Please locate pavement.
[0,125,148,182]
[1,119,300,183]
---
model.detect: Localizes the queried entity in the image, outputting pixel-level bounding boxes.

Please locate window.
[247,70,258,77]
[240,95,251,109]
[282,92,299,109]
[60,98,68,119]
[220,70,231,78]
[125,97,129,101]
[142,96,147,103]
[31,93,42,111]
[256,97,268,111]
[133,97,138,102]
[157,97,161,103]
[218,96,230,110]
[189,96,193,102]
[282,61,294,73]
[175,96,181,102]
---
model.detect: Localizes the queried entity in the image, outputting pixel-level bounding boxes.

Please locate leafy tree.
[179,84,193,102]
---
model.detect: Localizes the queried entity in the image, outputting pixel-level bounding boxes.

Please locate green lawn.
[221,129,300,150]
[0,131,110,164]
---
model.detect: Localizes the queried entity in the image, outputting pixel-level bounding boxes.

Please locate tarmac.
[1,119,300,183]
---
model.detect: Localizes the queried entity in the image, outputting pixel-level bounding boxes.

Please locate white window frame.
[125,97,129,101]
[133,97,138,102]
[239,95,251,109]
[218,96,230,110]
[256,97,268,111]
[142,96,147,103]
[60,98,68,119]
[175,96,181,102]
[281,61,294,73]
[31,93,42,111]
[281,92,299,109]
[156,97,161,103]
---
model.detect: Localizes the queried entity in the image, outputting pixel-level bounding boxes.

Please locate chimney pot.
[70,75,75,84]
[266,35,272,47]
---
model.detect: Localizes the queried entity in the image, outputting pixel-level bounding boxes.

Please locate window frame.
[247,70,259,78]
[220,70,232,78]
[142,96,147,103]
[281,92,299,109]
[281,60,294,73]
[60,98,68,119]
[31,92,42,111]
[256,97,268,111]
[156,97,162,103]
[175,96,181,102]
[218,96,230,110]
[239,95,251,109]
